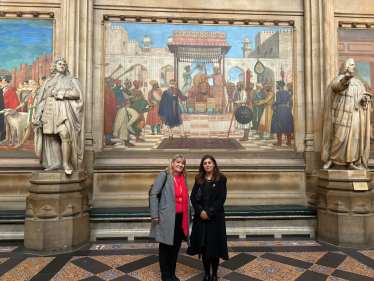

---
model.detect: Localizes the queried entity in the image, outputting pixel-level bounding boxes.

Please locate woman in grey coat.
[150,154,191,281]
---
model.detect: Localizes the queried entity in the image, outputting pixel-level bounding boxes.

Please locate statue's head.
[339,58,355,75]
[50,57,70,76]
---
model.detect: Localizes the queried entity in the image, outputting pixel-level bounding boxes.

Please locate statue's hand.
[342,73,353,84]
[51,88,58,98]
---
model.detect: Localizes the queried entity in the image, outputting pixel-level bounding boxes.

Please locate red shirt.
[173,174,183,213]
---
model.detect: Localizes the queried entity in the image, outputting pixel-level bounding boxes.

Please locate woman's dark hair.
[195,155,224,185]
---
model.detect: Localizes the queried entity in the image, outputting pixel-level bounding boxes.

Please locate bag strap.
[159,171,168,195]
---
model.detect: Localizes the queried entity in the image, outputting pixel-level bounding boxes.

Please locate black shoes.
[172,274,180,281]
[202,275,211,281]
[211,276,218,281]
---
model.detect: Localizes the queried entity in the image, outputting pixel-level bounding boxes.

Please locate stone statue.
[34,57,85,174]
[322,58,372,170]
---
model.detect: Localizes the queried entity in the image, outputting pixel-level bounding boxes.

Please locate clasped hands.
[51,88,66,100]
[200,210,211,220]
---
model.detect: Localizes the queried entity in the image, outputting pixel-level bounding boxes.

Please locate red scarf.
[174,174,189,237]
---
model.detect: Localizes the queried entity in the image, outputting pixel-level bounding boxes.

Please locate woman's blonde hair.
[165,154,187,177]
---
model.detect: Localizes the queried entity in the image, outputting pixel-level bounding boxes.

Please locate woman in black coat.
[187,155,228,281]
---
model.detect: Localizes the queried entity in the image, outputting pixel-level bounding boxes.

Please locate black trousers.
[159,213,185,281]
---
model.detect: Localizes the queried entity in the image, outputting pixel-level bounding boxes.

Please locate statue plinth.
[24,171,90,255]
[316,169,374,248]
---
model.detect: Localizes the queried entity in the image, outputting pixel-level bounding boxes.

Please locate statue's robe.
[322,76,371,167]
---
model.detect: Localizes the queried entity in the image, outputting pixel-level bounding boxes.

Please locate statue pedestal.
[316,169,374,248]
[24,171,90,255]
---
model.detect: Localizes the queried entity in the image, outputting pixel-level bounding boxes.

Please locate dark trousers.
[159,213,185,281]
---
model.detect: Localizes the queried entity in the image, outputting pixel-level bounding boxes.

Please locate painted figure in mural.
[322,58,372,170]
[146,80,163,135]
[112,79,126,109]
[252,83,265,132]
[0,83,5,142]
[14,82,39,148]
[226,83,237,113]
[39,76,47,86]
[130,80,150,142]
[246,83,255,110]
[34,57,85,175]
[112,102,140,147]
[234,81,253,142]
[104,77,117,145]
[1,78,20,143]
[159,79,188,138]
[255,83,275,140]
[271,81,294,146]
[189,73,213,103]
[208,66,227,114]
[181,65,198,112]
[122,79,133,104]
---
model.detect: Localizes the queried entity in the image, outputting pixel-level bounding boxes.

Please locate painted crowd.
[103,65,295,147]
[0,77,46,149]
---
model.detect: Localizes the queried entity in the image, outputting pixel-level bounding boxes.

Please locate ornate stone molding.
[25,204,34,219]
[61,203,81,218]
[352,202,371,214]
[36,205,58,220]
[328,201,349,214]
[101,15,294,27]
[338,21,374,28]
[0,11,54,19]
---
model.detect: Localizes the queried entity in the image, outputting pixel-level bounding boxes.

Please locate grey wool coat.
[149,171,191,246]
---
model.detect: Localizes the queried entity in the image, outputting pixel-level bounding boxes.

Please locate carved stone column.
[24,171,90,255]
[322,0,336,89]
[316,170,374,248]
[60,0,95,195]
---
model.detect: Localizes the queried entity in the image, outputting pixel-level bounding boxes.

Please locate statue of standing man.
[322,58,372,170]
[34,57,85,175]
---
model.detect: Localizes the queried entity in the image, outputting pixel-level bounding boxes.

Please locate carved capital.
[338,21,343,27]
[25,204,34,219]
[259,20,264,25]
[366,23,372,28]
[328,201,349,214]
[182,18,188,23]
[244,19,249,25]
[32,12,39,18]
[198,18,204,24]
[103,14,110,21]
[119,15,126,21]
[317,199,327,210]
[228,19,234,24]
[82,200,92,215]
[36,205,58,219]
[135,16,142,22]
[151,17,157,22]
[16,12,22,17]
[167,17,173,23]
[49,12,54,18]
[213,19,219,24]
[61,203,81,218]
[0,11,5,17]
[288,20,294,27]
[352,202,371,214]
[351,22,358,28]
[274,20,279,26]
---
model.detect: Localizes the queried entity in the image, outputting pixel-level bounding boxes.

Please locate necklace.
[173,175,183,203]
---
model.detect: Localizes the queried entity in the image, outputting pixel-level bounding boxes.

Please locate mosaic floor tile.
[0,257,54,281]
[0,247,17,253]
[96,269,125,280]
[90,244,160,250]
[129,262,201,281]
[309,264,335,275]
[337,256,374,278]
[217,266,232,278]
[236,257,306,281]
[219,252,239,263]
[0,259,8,265]
[326,276,349,281]
[358,250,374,260]
[51,262,94,281]
[273,252,327,263]
[91,255,150,268]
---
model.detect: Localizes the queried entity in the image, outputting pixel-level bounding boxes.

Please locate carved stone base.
[316,169,374,248]
[24,171,90,255]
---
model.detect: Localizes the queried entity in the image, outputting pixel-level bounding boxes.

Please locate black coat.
[187,176,229,260]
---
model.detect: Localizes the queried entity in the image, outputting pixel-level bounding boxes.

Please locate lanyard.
[173,176,183,203]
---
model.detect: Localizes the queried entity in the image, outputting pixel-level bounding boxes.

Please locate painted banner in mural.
[0,19,54,152]
[104,22,293,152]
[338,29,374,150]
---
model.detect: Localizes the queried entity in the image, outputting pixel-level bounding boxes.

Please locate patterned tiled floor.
[103,127,294,152]
[0,239,374,280]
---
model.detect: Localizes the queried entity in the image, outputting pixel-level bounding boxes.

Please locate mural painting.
[338,29,374,150]
[0,19,54,152]
[104,22,294,152]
